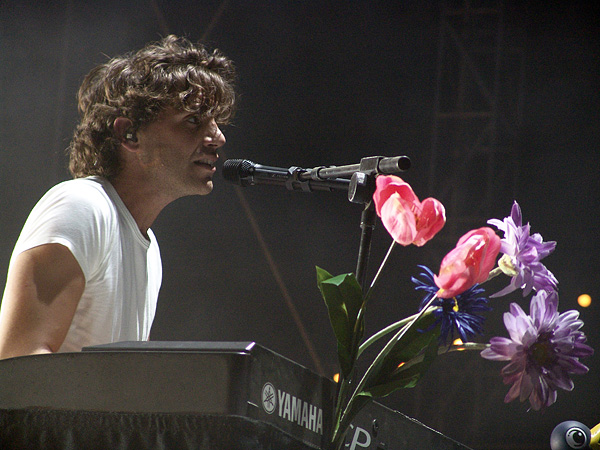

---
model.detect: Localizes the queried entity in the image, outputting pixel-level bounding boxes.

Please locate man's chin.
[196,180,214,196]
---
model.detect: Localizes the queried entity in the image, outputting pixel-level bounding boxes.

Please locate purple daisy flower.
[412,265,491,346]
[488,201,558,297]
[481,289,594,411]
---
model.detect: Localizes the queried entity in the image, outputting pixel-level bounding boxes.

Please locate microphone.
[221,159,350,192]
[221,156,410,193]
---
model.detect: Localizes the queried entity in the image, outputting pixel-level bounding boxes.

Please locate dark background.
[1,1,598,449]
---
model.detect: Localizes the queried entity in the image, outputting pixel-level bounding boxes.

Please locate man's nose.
[204,119,226,149]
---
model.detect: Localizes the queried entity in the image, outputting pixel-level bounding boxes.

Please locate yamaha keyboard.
[0,341,472,450]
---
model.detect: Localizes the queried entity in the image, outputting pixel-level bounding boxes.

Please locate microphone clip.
[348,171,375,204]
[285,166,312,193]
[346,156,407,204]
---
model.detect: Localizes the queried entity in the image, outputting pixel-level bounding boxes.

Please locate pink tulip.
[434,227,501,298]
[373,175,445,247]
[413,197,446,246]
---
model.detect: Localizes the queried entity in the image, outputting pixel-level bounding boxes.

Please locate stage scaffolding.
[418,1,527,447]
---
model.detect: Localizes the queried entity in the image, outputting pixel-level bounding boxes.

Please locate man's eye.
[186,116,201,125]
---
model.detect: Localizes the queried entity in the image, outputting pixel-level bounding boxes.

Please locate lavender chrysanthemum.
[488,201,558,297]
[481,289,594,411]
[412,265,491,346]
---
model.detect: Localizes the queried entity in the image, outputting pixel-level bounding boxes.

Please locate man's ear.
[113,117,138,150]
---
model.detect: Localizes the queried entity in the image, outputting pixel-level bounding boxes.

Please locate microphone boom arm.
[300,155,411,181]
[222,155,411,289]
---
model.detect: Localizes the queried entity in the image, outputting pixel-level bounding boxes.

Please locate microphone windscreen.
[222,159,254,184]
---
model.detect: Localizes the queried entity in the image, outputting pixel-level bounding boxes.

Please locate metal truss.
[428,0,526,243]
[417,1,527,447]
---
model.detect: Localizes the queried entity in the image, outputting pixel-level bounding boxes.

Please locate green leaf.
[361,311,440,396]
[333,327,439,448]
[365,333,439,397]
[316,266,365,377]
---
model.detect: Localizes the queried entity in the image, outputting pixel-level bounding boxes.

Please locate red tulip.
[434,227,501,298]
[373,175,445,247]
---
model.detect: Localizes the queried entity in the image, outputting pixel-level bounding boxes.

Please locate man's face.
[135,107,226,198]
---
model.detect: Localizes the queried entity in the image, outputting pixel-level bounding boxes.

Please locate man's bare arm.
[0,243,85,359]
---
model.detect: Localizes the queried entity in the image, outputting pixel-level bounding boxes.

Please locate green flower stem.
[397,342,491,372]
[335,238,398,437]
[365,240,397,301]
[345,239,397,371]
[332,296,438,448]
[449,342,490,352]
[357,307,439,358]
[332,373,351,442]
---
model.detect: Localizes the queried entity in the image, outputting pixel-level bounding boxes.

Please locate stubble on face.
[135,109,220,199]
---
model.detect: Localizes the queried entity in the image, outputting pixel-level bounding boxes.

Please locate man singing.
[0,35,236,359]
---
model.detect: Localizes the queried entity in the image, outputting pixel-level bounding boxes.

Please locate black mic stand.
[347,158,387,289]
[305,155,411,289]
[305,155,411,449]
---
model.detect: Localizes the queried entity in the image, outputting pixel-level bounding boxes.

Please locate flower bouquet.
[316,175,594,450]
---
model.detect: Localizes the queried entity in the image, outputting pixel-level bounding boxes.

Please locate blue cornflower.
[488,201,557,297]
[412,265,491,346]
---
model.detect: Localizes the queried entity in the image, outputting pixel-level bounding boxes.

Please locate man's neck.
[109,174,174,238]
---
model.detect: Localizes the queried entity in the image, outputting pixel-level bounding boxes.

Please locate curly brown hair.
[68,35,236,179]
